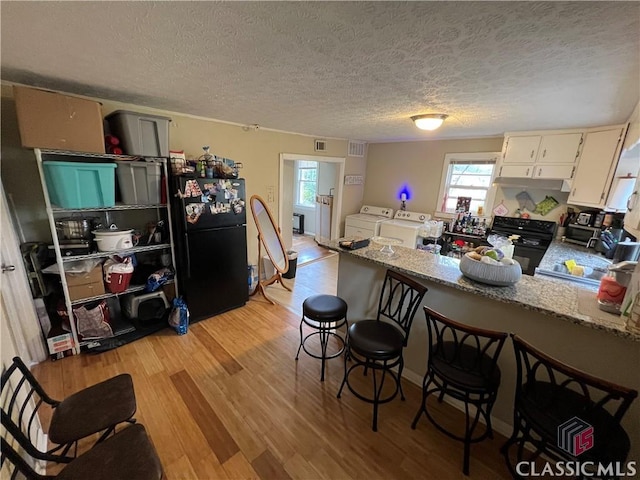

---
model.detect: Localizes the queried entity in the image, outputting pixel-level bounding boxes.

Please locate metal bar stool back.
[337,269,428,431]
[412,307,508,475]
[501,335,638,479]
[295,294,348,381]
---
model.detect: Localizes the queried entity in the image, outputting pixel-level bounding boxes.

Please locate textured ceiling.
[1,2,639,143]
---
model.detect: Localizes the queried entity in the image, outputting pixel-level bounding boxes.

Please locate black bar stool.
[337,270,428,431]
[295,294,348,381]
[501,335,638,479]
[412,307,508,475]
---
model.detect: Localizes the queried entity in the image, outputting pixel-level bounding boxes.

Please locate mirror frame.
[250,195,289,274]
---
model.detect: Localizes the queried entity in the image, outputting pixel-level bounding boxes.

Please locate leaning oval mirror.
[250,195,288,273]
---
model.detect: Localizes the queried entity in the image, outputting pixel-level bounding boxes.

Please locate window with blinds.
[438,153,499,214]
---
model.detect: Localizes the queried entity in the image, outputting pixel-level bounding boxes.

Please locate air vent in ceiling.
[314,139,326,152]
[348,141,366,157]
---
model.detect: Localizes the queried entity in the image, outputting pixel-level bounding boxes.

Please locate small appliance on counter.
[612,241,640,263]
[597,261,637,313]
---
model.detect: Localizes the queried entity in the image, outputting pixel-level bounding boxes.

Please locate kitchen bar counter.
[322,239,637,341]
[321,238,639,461]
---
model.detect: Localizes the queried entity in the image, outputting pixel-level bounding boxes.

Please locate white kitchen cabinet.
[568,126,626,208]
[35,148,178,355]
[537,133,583,164]
[533,164,576,180]
[502,135,541,164]
[498,164,534,178]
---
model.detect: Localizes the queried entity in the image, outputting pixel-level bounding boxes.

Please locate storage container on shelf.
[105,110,171,157]
[42,161,117,208]
[115,160,162,204]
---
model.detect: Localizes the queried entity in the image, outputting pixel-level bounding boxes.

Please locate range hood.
[493,177,572,192]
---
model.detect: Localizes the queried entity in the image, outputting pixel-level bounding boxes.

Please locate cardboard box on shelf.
[67,282,105,301]
[65,264,103,287]
[14,86,105,153]
[65,264,105,301]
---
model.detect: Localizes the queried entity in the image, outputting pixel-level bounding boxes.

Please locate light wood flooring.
[33,256,511,479]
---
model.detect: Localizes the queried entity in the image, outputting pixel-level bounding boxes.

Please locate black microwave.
[564,224,600,247]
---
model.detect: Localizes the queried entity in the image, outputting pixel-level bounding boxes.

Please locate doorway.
[278,153,345,250]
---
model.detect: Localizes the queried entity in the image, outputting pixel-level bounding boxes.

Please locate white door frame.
[279,153,345,241]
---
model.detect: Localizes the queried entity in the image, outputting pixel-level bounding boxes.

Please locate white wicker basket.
[459,253,522,286]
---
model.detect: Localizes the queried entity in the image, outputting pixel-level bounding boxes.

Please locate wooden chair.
[337,269,428,431]
[1,414,163,480]
[412,307,508,475]
[501,335,638,479]
[1,356,137,462]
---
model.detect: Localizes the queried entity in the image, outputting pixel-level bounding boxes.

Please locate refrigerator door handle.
[184,233,191,278]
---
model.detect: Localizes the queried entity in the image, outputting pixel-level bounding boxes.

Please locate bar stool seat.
[348,320,403,360]
[295,294,348,381]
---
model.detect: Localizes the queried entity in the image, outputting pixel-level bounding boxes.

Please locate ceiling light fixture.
[411,113,449,131]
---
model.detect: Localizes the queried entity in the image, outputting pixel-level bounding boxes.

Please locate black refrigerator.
[170,177,248,323]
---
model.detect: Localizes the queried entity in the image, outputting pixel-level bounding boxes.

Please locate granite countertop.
[538,240,612,271]
[321,239,639,341]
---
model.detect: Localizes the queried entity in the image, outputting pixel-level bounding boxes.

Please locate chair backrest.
[376,270,428,344]
[511,335,638,423]
[1,416,50,480]
[1,357,62,462]
[424,307,508,383]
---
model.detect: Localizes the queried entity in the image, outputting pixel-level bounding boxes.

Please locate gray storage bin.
[106,110,171,157]
[115,161,162,205]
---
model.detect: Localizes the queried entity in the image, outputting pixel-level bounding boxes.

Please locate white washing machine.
[379,210,431,248]
[344,205,394,239]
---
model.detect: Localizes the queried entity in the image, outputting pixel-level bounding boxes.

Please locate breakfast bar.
[322,239,640,461]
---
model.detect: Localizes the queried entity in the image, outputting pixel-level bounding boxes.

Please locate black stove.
[490,216,557,275]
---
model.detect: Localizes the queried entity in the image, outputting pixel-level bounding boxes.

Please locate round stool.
[295,294,348,381]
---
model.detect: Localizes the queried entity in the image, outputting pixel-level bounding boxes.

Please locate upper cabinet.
[499,131,583,180]
[497,126,627,193]
[503,132,582,165]
[537,133,583,164]
[568,126,627,208]
[503,135,541,164]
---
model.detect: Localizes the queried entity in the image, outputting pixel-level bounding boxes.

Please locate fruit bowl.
[459,253,522,286]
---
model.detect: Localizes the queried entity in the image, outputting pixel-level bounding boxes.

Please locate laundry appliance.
[344,205,394,239]
[379,210,431,248]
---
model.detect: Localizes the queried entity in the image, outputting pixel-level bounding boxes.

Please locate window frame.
[435,152,500,217]
[294,160,318,208]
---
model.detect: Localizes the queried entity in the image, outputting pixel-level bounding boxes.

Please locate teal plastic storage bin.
[43,161,117,208]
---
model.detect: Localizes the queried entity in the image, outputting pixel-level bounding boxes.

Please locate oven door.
[491,227,551,276]
[512,244,546,276]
